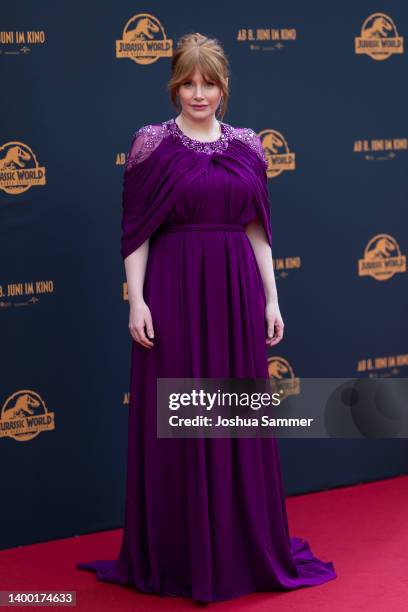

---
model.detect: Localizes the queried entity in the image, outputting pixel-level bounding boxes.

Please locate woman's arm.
[124,239,155,348]
[244,218,284,346]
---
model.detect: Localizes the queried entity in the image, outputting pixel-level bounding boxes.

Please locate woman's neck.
[175,113,221,142]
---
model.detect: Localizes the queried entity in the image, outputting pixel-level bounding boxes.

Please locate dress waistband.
[159,222,245,233]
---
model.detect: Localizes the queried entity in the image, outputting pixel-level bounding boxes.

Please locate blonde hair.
[167,32,230,120]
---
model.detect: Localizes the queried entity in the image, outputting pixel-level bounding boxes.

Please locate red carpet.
[1,475,407,610]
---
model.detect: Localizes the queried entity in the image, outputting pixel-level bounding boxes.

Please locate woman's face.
[177,67,223,121]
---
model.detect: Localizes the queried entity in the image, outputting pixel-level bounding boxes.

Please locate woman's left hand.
[265,301,284,347]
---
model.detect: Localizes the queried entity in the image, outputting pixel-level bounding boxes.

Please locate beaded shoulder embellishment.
[124,123,168,170]
[125,118,269,170]
[233,126,269,170]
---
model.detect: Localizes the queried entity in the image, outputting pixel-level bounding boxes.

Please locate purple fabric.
[77,118,336,602]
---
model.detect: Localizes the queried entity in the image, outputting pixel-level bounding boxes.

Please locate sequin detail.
[233,126,269,170]
[124,123,168,170]
[125,118,269,170]
[164,117,235,155]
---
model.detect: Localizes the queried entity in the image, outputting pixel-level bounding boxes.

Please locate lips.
[192,105,207,108]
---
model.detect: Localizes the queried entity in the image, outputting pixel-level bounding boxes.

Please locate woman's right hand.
[129,300,155,348]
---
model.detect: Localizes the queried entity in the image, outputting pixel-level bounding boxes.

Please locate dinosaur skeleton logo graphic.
[0,390,55,442]
[258,129,296,179]
[358,234,406,280]
[0,141,46,195]
[355,13,404,60]
[267,356,300,400]
[116,13,173,65]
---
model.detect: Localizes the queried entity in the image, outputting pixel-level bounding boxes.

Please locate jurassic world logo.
[357,353,408,377]
[116,13,173,64]
[267,356,300,401]
[258,129,295,179]
[355,13,404,60]
[0,142,46,195]
[0,390,55,442]
[353,137,407,161]
[358,234,406,281]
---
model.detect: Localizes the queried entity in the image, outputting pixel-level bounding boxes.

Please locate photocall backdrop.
[1,1,407,549]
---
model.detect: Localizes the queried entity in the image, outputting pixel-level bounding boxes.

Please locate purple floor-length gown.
[77,117,336,602]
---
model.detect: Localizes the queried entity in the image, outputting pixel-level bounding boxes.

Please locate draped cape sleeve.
[232,127,272,248]
[121,125,174,260]
[250,133,272,248]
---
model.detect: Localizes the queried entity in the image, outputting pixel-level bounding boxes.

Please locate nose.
[194,85,205,100]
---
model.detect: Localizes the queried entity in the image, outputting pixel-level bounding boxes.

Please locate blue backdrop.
[1,0,407,549]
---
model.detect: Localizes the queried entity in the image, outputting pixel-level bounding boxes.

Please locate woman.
[77,32,336,603]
